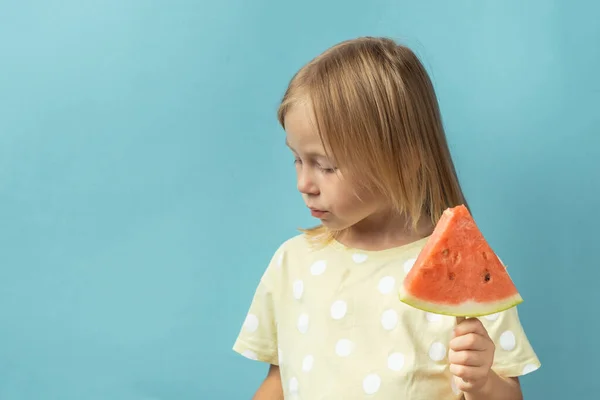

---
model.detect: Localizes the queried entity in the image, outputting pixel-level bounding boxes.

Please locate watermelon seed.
[452,253,461,264]
[483,270,491,282]
[482,252,488,261]
[448,272,456,280]
[442,249,449,256]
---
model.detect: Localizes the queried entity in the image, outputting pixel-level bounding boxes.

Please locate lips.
[309,208,328,218]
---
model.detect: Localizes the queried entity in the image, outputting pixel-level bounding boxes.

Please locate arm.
[252,364,283,400]
[463,373,522,400]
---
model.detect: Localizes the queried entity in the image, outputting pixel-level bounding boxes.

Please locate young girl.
[233,36,540,399]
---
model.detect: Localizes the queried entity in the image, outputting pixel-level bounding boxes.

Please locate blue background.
[1,0,598,399]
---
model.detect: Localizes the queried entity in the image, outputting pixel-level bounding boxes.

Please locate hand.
[448,318,495,394]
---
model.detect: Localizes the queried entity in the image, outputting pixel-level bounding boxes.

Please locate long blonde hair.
[277,36,468,244]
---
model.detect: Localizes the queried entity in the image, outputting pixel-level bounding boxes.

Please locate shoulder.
[269,233,326,266]
[261,233,337,285]
[260,234,311,279]
[275,233,310,255]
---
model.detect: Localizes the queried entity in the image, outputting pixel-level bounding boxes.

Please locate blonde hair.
[277,36,468,244]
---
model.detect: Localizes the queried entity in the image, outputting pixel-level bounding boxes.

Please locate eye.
[317,164,337,174]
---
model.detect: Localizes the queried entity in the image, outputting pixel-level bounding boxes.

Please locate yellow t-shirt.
[233,234,541,399]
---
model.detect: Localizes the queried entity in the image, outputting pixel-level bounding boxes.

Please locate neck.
[336,210,434,251]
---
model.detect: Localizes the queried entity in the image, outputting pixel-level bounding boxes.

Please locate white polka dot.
[426,312,442,322]
[499,330,517,351]
[352,253,368,263]
[242,350,258,360]
[330,300,347,320]
[310,260,327,275]
[387,352,405,371]
[522,363,539,375]
[484,312,500,321]
[293,280,304,300]
[289,377,299,394]
[302,355,314,372]
[362,373,381,395]
[335,339,354,357]
[297,313,309,334]
[244,314,259,333]
[381,309,398,330]
[378,276,396,294]
[429,342,447,361]
[451,376,461,394]
[403,258,416,273]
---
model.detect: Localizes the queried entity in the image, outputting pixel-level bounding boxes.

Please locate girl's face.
[284,102,387,233]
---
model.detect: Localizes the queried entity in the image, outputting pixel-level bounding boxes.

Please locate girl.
[233,36,540,399]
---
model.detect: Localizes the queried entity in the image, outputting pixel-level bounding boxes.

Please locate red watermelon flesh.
[398,205,523,317]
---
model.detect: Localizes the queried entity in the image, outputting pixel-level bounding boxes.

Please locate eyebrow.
[285,139,328,159]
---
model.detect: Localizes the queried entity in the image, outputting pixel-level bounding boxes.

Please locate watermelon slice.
[398,205,523,317]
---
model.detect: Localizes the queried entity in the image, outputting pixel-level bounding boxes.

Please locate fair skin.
[451,318,523,400]
[253,102,522,399]
[252,365,283,400]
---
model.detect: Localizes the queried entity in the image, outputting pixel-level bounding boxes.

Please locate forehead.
[283,102,329,156]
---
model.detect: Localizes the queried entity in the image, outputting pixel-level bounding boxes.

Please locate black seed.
[448,272,456,280]
[483,270,491,282]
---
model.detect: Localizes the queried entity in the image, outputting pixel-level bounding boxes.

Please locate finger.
[453,375,478,393]
[449,364,487,382]
[449,333,490,352]
[448,349,485,367]
[454,318,489,338]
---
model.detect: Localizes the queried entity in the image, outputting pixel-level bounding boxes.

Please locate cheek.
[333,189,369,214]
[325,176,377,213]
[345,189,381,214]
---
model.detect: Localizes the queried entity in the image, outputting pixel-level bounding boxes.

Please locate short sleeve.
[232,249,282,365]
[481,305,541,378]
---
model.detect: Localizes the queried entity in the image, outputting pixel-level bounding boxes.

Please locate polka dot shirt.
[233,234,541,399]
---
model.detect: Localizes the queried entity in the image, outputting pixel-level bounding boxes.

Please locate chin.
[320,219,351,232]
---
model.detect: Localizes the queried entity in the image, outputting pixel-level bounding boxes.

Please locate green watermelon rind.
[397,288,524,318]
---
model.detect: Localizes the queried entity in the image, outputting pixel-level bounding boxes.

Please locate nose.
[297,168,319,196]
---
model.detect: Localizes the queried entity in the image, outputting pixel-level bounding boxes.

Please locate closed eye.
[320,166,337,174]
[292,154,336,173]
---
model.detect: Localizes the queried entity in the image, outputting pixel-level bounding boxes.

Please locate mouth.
[309,208,329,218]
